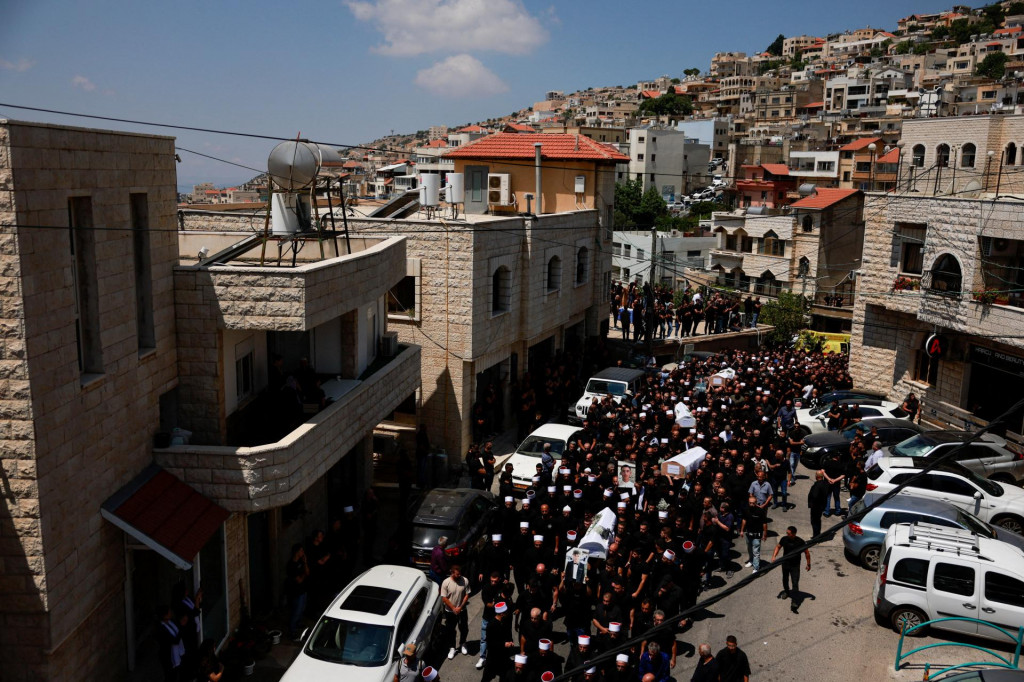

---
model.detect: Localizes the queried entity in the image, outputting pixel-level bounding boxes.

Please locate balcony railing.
[154,344,421,511]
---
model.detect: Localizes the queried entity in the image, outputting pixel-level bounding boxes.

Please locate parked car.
[507,423,583,491]
[409,488,496,579]
[844,493,1024,570]
[884,431,1024,485]
[282,565,442,682]
[873,523,1024,640]
[794,399,910,436]
[798,388,888,410]
[801,418,923,470]
[865,456,1024,534]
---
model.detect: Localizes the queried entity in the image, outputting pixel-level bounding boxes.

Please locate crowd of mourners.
[610,281,764,343]
[408,346,891,682]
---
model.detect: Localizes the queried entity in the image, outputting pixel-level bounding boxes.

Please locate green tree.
[683,67,702,77]
[637,91,694,117]
[758,291,810,347]
[893,40,913,55]
[1009,1,1024,16]
[670,77,681,84]
[637,186,669,226]
[614,179,643,228]
[766,33,785,56]
[977,51,1009,79]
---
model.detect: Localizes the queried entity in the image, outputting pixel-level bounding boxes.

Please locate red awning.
[102,465,230,569]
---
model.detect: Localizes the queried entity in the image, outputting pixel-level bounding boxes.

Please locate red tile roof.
[458,125,487,133]
[790,188,860,209]
[761,163,791,176]
[101,465,230,569]
[504,123,535,132]
[876,148,900,163]
[640,90,661,99]
[444,133,629,162]
[802,101,825,108]
[839,136,883,152]
[987,42,1004,47]
[995,26,1022,35]
[424,139,448,147]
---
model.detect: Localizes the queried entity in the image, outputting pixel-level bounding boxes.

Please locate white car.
[281,566,442,682]
[794,399,909,436]
[506,423,582,491]
[865,455,1024,535]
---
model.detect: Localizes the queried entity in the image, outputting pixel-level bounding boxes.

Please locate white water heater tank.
[446,172,465,203]
[271,193,311,235]
[267,141,322,191]
[420,173,440,206]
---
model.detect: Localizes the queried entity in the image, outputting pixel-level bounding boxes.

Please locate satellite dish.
[268,141,322,191]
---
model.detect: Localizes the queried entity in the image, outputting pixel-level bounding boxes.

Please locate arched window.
[1006,142,1017,166]
[761,230,785,257]
[735,269,750,292]
[936,144,950,168]
[755,271,779,296]
[929,253,962,295]
[961,143,976,168]
[801,215,814,232]
[575,246,589,285]
[546,255,562,292]
[492,266,511,313]
[912,144,925,168]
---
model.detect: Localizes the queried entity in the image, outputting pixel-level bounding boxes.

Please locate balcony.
[154,343,421,511]
[175,236,407,332]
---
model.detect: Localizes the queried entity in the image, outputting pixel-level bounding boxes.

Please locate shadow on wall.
[423,366,459,457]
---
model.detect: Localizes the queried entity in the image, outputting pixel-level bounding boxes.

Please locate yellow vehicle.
[800,330,850,354]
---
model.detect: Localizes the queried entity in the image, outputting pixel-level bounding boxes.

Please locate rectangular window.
[897,223,925,274]
[130,193,155,351]
[637,153,644,161]
[235,350,254,402]
[387,275,416,318]
[933,563,975,596]
[623,244,631,257]
[985,572,1024,607]
[637,249,644,260]
[914,349,939,385]
[69,197,103,376]
[651,154,656,162]
[469,170,485,202]
[842,171,851,182]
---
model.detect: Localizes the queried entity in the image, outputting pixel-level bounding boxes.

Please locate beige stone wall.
[0,120,179,681]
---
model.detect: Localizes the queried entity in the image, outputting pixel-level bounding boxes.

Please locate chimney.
[534,142,543,214]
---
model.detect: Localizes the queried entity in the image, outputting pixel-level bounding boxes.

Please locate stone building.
[849,192,1024,447]
[0,119,419,680]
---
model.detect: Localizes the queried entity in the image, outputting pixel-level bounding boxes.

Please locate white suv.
[282,566,442,682]
[873,523,1024,640]
[795,399,909,436]
[884,431,1024,484]
[866,456,1024,535]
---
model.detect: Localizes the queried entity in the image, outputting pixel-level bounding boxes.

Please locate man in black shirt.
[770,526,811,609]
[715,635,751,682]
[739,495,767,572]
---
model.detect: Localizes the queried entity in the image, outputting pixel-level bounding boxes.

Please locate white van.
[873,523,1024,640]
[506,423,583,491]
[570,367,645,424]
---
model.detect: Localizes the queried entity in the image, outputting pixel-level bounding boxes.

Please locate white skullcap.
[539,639,552,651]
[515,654,528,664]
[422,667,438,681]
[492,534,502,541]
[343,505,354,513]
[504,496,514,503]
[495,601,508,614]
[616,654,629,663]
[609,622,621,632]
[520,521,529,528]
[533,535,544,543]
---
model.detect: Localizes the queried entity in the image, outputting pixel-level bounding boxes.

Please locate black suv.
[410,488,497,581]
[800,417,923,470]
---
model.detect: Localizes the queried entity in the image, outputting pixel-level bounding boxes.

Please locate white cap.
[532,476,540,483]
[520,521,530,528]
[492,534,502,541]
[563,505,572,512]
[623,425,630,431]
[567,530,577,540]
[665,410,673,416]
[609,622,621,633]
[620,492,630,500]
[586,666,597,675]
[697,434,704,439]
[563,485,572,492]
[661,438,668,444]
[504,496,514,503]
[574,489,583,498]
[523,497,532,505]
[343,505,354,513]
[762,416,769,422]
[559,467,570,475]
[764,390,771,395]
[658,510,668,519]
[664,549,675,560]
[689,428,696,434]
[616,654,629,663]
[539,639,552,651]
[617,502,627,509]
[547,486,556,493]
[683,397,690,402]
[422,667,438,681]
[603,489,613,498]
[495,601,508,614]
[578,635,591,645]
[515,654,528,665]
[534,535,545,543]
[640,412,647,418]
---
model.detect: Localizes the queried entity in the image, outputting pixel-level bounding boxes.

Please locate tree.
[893,40,913,55]
[977,51,1009,80]
[670,77,681,84]
[683,67,701,77]
[1009,1,1024,16]
[613,179,668,228]
[759,291,810,347]
[766,33,785,57]
[637,91,693,117]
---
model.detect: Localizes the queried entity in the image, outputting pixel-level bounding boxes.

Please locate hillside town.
[4,2,1024,682]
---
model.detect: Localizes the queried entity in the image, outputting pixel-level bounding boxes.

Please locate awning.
[102,465,230,570]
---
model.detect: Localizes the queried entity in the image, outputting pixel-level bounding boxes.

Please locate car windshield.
[891,434,937,457]
[305,617,393,666]
[586,379,627,397]
[517,436,566,457]
[411,524,451,549]
[955,508,996,539]
[809,404,831,418]
[840,422,872,441]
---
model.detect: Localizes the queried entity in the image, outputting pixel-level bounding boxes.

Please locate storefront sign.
[970,345,1024,380]
[924,333,948,359]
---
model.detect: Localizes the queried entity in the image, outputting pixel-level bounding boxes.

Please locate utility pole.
[650,227,658,287]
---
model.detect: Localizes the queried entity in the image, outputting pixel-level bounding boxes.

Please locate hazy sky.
[0,0,953,189]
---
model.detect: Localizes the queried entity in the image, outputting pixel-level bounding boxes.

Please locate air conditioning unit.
[981,236,1015,257]
[380,331,399,357]
[488,173,512,205]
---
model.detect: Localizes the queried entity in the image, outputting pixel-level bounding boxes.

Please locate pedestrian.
[715,635,751,682]
[442,564,470,659]
[481,601,515,682]
[156,604,185,682]
[807,471,828,538]
[770,526,811,609]
[820,451,845,517]
[429,536,449,585]
[739,494,767,572]
[284,543,309,640]
[689,643,719,682]
[639,641,672,682]
[395,642,423,682]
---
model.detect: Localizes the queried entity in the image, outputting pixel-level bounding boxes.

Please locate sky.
[0,0,956,190]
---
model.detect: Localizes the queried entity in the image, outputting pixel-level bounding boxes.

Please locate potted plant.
[891,276,920,292]
[971,287,1003,305]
